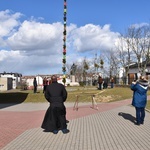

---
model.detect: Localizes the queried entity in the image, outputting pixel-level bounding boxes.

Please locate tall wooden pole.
[62,0,67,85]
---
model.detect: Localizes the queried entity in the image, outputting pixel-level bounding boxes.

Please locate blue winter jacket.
[131,80,149,108]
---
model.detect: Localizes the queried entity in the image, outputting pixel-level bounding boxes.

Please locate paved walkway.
[0,99,150,150]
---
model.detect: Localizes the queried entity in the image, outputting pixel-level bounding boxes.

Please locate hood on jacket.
[137,79,149,87]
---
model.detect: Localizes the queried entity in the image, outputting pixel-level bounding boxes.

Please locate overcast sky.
[0,0,149,75]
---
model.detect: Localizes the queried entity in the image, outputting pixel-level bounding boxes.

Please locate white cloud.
[0,50,22,61]
[7,21,63,56]
[0,49,63,75]
[0,50,24,72]
[0,10,121,75]
[130,22,149,29]
[0,9,22,37]
[69,24,120,52]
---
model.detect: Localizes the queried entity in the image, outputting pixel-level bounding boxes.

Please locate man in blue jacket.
[131,76,149,125]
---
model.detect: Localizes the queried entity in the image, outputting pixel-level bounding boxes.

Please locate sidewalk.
[0,99,150,150]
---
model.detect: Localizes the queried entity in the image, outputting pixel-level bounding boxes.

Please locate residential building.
[126,62,150,84]
[0,72,22,90]
[0,77,12,91]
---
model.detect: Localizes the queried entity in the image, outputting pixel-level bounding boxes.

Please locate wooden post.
[73,95,79,111]
[91,95,99,110]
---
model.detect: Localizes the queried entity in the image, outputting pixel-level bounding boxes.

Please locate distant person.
[43,77,48,93]
[110,77,114,88]
[70,63,76,75]
[33,77,37,93]
[131,76,149,125]
[103,79,108,89]
[48,79,52,85]
[98,75,103,90]
[41,75,69,134]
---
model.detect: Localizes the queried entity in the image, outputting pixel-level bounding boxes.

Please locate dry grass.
[66,87,133,102]
[146,100,150,110]
[0,86,150,110]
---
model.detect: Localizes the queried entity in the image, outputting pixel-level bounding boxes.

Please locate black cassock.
[41,82,67,132]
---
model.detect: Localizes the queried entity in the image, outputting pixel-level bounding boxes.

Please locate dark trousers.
[43,85,47,93]
[111,83,114,88]
[34,86,37,93]
[98,83,102,90]
[135,107,145,124]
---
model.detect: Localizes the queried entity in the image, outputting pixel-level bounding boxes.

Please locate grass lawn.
[146,100,150,110]
[0,86,150,110]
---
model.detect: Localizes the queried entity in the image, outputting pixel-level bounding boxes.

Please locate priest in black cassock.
[41,75,69,134]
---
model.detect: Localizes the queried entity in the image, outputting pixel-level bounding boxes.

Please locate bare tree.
[116,34,133,84]
[82,57,89,83]
[128,25,150,75]
[94,53,99,73]
[103,50,120,79]
[141,25,150,71]
[71,58,90,83]
[116,24,150,84]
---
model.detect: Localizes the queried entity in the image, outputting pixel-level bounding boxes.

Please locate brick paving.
[0,99,150,150]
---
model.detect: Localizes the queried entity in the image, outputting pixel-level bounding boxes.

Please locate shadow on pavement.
[0,92,28,109]
[118,112,136,123]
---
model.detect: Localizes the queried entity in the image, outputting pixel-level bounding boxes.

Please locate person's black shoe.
[62,129,70,134]
[134,122,140,126]
[141,122,144,125]
[53,130,58,134]
[66,120,69,123]
[43,129,50,132]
